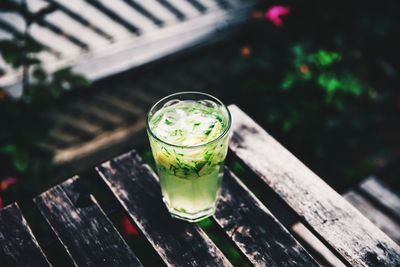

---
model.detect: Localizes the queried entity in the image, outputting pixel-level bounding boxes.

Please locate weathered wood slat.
[85,0,140,34]
[228,104,400,267]
[48,0,130,40]
[186,0,207,13]
[27,0,50,13]
[43,0,114,41]
[344,191,400,244]
[0,28,13,40]
[155,0,186,20]
[120,88,158,106]
[0,12,26,33]
[70,102,124,125]
[359,177,400,221]
[93,94,143,117]
[49,113,101,136]
[293,185,400,266]
[169,0,201,17]
[96,150,232,267]
[0,203,51,267]
[34,176,142,267]
[120,0,163,26]
[214,168,319,266]
[138,0,177,23]
[44,11,110,49]
[48,128,81,145]
[52,118,146,165]
[96,0,156,32]
[29,23,82,56]
[198,0,221,9]
[292,222,346,267]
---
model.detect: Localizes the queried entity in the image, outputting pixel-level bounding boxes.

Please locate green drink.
[146,92,231,222]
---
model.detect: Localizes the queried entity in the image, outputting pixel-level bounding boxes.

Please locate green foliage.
[281,44,365,105]
[0,10,89,181]
[225,0,400,187]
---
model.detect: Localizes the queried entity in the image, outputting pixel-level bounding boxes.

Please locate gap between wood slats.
[344,190,400,245]
[34,176,142,267]
[17,200,77,267]
[225,153,345,266]
[358,177,400,222]
[96,150,233,267]
[45,0,130,40]
[0,203,51,267]
[82,168,167,266]
[212,168,319,266]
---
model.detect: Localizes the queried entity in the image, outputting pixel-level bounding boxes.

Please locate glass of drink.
[146,92,231,222]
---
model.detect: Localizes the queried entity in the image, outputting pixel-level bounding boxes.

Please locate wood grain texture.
[359,177,400,221]
[344,191,400,244]
[96,150,232,267]
[0,203,51,267]
[292,222,346,267]
[34,176,141,267]
[214,168,319,266]
[228,104,400,267]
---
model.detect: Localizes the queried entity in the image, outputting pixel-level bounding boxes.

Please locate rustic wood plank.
[49,0,130,41]
[214,168,319,266]
[169,0,201,17]
[96,150,232,267]
[70,101,124,125]
[44,11,110,49]
[97,0,157,32]
[155,0,186,20]
[0,203,51,267]
[93,94,143,117]
[48,113,102,136]
[53,118,146,164]
[292,222,346,267]
[138,0,178,23]
[359,177,400,221]
[48,128,81,145]
[344,191,400,244]
[34,176,142,267]
[228,104,400,267]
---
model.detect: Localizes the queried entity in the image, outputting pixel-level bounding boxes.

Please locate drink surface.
[149,100,228,146]
[148,99,230,221]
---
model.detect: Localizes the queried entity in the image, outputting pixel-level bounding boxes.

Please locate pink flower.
[0,177,18,191]
[265,6,290,27]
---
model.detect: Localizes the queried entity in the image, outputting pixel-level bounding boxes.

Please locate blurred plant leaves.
[0,10,90,181]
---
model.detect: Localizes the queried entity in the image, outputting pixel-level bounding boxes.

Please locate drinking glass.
[146,92,231,222]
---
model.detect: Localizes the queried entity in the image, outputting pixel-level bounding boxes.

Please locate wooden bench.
[1,105,400,266]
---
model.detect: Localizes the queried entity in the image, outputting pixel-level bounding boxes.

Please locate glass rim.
[146,91,232,149]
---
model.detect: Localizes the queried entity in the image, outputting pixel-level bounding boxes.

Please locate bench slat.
[34,176,142,267]
[48,0,130,41]
[344,191,400,244]
[0,203,50,267]
[359,177,400,221]
[214,168,319,266]
[292,222,346,267]
[138,0,178,23]
[96,151,232,267]
[228,104,400,267]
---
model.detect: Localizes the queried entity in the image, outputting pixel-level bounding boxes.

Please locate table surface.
[1,104,400,267]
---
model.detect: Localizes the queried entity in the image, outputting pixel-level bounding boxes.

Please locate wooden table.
[1,105,400,267]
